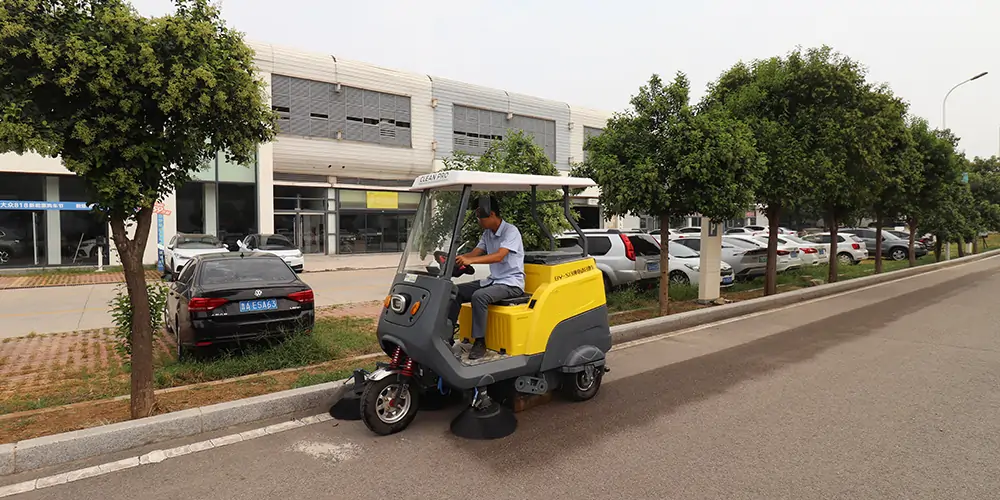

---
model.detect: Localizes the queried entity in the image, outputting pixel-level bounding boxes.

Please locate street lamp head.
[971,71,989,81]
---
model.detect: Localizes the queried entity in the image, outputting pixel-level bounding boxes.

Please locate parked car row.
[164,232,305,274]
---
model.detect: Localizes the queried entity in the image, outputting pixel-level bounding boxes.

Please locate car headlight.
[684,263,700,272]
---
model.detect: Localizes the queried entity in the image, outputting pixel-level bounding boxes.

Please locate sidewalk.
[0,266,397,338]
[0,253,401,290]
[0,270,162,290]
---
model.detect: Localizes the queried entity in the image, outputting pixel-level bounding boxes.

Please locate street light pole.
[941,71,988,260]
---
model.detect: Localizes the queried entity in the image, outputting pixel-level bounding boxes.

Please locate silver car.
[672,235,768,281]
[557,229,662,290]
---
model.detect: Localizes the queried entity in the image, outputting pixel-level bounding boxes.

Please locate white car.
[164,233,230,274]
[754,234,829,267]
[670,226,703,240]
[801,232,869,265]
[724,234,804,272]
[666,240,735,287]
[724,225,767,237]
[649,228,679,243]
[237,233,305,272]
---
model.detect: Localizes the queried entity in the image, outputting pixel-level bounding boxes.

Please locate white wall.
[249,41,435,180]
[0,152,71,175]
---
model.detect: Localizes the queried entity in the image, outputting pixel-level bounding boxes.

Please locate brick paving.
[0,269,161,290]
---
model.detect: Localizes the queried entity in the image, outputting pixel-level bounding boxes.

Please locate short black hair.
[475,195,501,218]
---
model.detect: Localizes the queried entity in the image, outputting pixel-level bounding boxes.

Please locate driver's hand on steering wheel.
[455,254,471,267]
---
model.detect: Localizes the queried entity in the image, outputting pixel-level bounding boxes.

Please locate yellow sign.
[366,191,399,209]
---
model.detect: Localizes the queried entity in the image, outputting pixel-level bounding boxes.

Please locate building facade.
[0,40,612,267]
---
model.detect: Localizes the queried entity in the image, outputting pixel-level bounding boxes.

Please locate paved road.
[7,255,1000,499]
[0,267,397,338]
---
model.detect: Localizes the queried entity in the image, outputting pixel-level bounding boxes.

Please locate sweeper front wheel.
[361,376,420,436]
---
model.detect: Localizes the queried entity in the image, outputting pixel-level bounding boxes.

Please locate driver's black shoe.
[469,339,487,360]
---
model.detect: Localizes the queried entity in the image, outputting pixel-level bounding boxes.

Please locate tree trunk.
[973,233,980,254]
[906,216,918,267]
[764,205,780,296]
[828,214,839,283]
[957,235,966,257]
[110,207,156,419]
[874,211,884,274]
[658,214,670,316]
[934,237,943,262]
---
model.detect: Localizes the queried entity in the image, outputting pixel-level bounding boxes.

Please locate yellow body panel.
[457,256,607,356]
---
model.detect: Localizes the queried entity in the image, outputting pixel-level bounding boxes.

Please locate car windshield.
[668,241,699,258]
[176,235,223,249]
[397,189,461,276]
[259,235,297,250]
[199,258,296,285]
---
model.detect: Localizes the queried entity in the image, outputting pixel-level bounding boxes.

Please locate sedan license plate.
[239,298,278,313]
[791,251,799,258]
[722,276,733,285]
[819,249,825,255]
[646,261,659,272]
[758,256,767,263]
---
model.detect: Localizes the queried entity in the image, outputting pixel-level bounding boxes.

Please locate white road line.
[3,254,996,497]
[0,413,336,498]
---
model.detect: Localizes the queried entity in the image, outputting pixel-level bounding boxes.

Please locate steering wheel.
[433,251,475,278]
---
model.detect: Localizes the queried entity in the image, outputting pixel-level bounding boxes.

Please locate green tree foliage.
[0,0,277,418]
[907,121,966,261]
[420,130,571,257]
[967,156,1000,244]
[575,72,764,314]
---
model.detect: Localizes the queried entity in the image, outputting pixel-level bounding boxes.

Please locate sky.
[131,0,1000,160]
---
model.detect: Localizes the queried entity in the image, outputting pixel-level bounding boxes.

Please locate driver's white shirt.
[475,220,525,290]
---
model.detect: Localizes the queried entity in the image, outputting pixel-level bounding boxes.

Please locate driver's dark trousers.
[449,281,523,340]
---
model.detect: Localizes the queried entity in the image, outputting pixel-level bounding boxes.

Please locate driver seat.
[495,294,531,306]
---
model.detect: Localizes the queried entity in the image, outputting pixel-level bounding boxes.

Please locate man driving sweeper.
[451,196,525,360]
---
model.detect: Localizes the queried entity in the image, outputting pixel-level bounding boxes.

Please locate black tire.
[361,376,420,436]
[668,271,690,285]
[837,252,855,266]
[559,366,604,402]
[602,273,613,293]
[890,247,907,261]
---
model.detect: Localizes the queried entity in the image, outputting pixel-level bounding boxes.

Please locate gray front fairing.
[376,272,612,391]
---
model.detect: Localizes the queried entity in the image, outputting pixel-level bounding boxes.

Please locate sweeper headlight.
[389,294,408,314]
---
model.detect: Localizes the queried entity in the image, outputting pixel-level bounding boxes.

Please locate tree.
[575,72,764,314]
[0,0,277,418]
[908,121,964,264]
[421,130,571,256]
[704,47,892,290]
[863,96,917,273]
[967,156,1000,253]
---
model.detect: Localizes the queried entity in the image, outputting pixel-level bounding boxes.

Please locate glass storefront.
[176,150,259,250]
[274,186,329,254]
[0,173,46,267]
[58,176,108,265]
[337,189,419,254]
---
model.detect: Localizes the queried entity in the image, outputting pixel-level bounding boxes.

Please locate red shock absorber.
[400,357,415,378]
[388,346,404,369]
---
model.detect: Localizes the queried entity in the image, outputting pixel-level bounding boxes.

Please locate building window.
[58,176,108,265]
[452,105,556,162]
[271,74,412,148]
[583,126,603,162]
[0,173,47,266]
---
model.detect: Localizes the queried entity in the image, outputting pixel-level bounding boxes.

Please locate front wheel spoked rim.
[375,384,411,424]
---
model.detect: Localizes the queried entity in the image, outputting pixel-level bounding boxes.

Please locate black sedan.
[163,252,315,358]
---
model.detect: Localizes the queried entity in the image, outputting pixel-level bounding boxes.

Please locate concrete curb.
[3,250,996,477]
[3,380,349,476]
